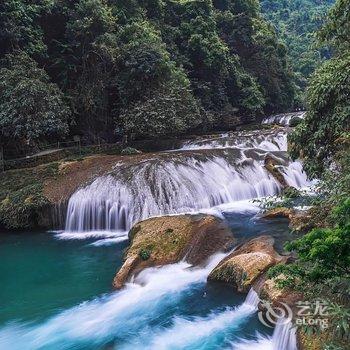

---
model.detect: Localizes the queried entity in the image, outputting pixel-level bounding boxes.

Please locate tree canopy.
[0,0,299,153]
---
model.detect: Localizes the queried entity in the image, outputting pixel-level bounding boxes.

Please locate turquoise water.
[0,208,287,349]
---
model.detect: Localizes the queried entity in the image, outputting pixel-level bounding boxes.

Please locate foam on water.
[262,111,306,126]
[233,318,297,350]
[0,252,228,350]
[121,289,260,350]
[55,230,128,241]
[64,148,310,232]
[180,129,288,152]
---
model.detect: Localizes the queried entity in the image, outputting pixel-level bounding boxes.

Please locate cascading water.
[233,318,297,350]
[64,128,310,233]
[262,111,306,126]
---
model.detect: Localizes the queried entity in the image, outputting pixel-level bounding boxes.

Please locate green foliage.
[260,0,335,101]
[139,248,151,261]
[268,199,350,348]
[120,147,141,155]
[0,0,304,151]
[290,53,350,177]
[0,0,52,57]
[0,52,69,146]
[0,162,59,229]
[318,0,350,52]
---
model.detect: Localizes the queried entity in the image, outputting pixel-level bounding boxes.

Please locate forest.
[0,0,306,157]
[0,0,349,349]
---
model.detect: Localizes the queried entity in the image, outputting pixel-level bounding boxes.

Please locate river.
[0,114,307,349]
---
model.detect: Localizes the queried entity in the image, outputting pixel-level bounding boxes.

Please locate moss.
[139,248,151,261]
[0,162,59,229]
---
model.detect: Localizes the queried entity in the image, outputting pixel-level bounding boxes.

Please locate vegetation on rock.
[113,214,234,288]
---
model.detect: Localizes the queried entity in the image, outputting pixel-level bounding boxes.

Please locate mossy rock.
[208,236,288,292]
[113,214,235,289]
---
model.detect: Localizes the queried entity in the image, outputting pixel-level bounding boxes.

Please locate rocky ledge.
[113,214,235,289]
[208,235,289,292]
[262,206,314,232]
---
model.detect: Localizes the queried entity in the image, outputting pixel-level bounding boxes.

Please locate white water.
[233,318,297,350]
[0,252,230,350]
[64,138,310,233]
[180,128,287,152]
[122,289,260,350]
[262,111,306,126]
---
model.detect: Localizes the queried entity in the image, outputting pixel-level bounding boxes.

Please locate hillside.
[260,0,335,100]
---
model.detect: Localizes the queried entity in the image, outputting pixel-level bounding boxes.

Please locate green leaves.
[0,52,70,145]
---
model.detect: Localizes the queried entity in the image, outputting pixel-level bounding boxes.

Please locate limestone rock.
[113,214,234,289]
[208,235,288,292]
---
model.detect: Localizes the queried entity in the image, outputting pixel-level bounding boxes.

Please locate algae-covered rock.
[208,236,288,292]
[264,155,288,188]
[113,214,234,289]
[259,274,301,309]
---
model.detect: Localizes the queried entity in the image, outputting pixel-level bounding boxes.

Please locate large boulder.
[113,214,234,289]
[208,236,288,292]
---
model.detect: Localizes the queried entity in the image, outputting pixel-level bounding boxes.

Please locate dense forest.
[260,0,335,101]
[0,0,299,157]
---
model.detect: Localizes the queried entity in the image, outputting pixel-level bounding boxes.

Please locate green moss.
[0,162,59,229]
[139,248,151,261]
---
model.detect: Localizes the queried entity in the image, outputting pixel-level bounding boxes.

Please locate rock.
[262,207,314,233]
[259,274,301,309]
[262,207,294,220]
[264,155,288,187]
[208,236,288,292]
[113,214,234,289]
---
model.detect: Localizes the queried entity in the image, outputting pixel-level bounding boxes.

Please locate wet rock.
[259,274,301,309]
[262,207,294,220]
[113,214,234,289]
[264,155,288,187]
[263,207,314,233]
[208,236,288,292]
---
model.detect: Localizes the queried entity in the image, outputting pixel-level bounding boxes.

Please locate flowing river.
[0,115,308,350]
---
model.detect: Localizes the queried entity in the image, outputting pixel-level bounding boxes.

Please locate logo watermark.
[258,299,330,329]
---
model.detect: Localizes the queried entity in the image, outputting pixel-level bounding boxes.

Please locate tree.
[289,0,350,177]
[0,0,51,58]
[0,52,70,148]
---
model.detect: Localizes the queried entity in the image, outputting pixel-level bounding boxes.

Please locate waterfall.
[180,128,288,151]
[233,317,297,350]
[271,318,297,350]
[262,111,306,126]
[64,128,311,232]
